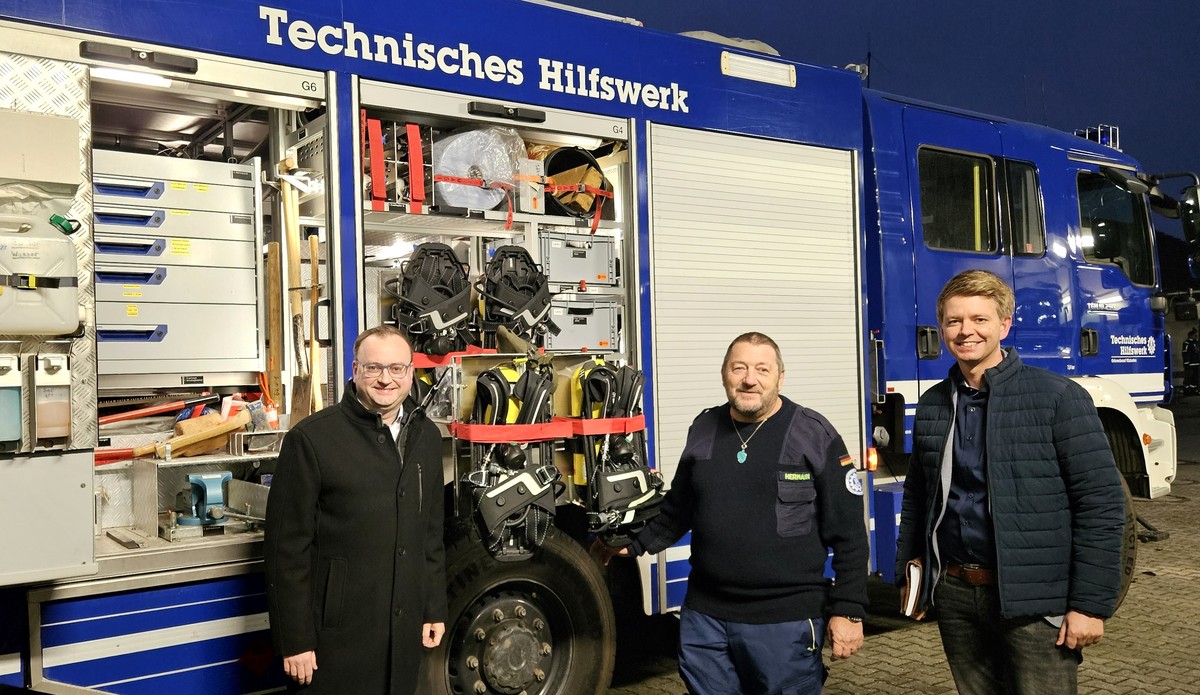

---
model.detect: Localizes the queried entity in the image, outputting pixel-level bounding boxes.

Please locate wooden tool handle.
[149,410,252,459]
[308,233,324,411]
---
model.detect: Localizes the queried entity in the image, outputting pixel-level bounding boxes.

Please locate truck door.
[1072,163,1162,400]
[902,106,1009,392]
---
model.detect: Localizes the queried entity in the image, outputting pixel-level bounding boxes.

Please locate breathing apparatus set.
[387,241,561,355]
[385,242,478,355]
[571,358,664,546]
[461,359,562,561]
[475,245,559,347]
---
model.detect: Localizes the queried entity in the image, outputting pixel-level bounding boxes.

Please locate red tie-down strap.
[432,175,516,229]
[543,180,614,233]
[406,123,425,214]
[365,116,387,212]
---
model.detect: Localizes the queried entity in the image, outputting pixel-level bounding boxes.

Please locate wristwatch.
[839,615,863,623]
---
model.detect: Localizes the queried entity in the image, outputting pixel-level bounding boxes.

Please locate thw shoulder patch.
[845,469,863,496]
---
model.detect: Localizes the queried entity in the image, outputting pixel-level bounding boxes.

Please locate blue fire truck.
[0,1,1195,693]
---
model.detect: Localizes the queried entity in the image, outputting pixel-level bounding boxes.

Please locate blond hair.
[936,270,1015,323]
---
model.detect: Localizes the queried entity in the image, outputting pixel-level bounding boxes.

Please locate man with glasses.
[265,325,447,693]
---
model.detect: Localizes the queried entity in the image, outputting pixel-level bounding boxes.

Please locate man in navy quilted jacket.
[897,269,1125,695]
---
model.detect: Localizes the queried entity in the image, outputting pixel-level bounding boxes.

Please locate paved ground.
[607,397,1200,694]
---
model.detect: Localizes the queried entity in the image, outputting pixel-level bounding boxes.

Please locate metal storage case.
[538,230,618,289]
[544,298,621,352]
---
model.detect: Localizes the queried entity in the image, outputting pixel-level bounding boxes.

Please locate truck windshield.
[1078,172,1154,285]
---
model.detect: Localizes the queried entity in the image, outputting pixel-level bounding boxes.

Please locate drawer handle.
[97,324,168,342]
[94,178,165,200]
[95,236,165,257]
[94,208,166,228]
[95,266,166,285]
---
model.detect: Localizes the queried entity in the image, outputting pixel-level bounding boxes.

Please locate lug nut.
[533,619,545,630]
[514,605,527,618]
[534,668,546,682]
[474,628,486,641]
[466,656,479,670]
[541,642,552,656]
[492,609,504,622]
[474,680,487,694]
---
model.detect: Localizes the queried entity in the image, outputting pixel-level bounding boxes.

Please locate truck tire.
[425,524,616,695]
[1116,476,1137,610]
[1100,413,1138,609]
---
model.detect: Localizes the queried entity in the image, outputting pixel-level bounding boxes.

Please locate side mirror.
[1101,166,1150,195]
[1149,186,1181,219]
[1181,186,1200,244]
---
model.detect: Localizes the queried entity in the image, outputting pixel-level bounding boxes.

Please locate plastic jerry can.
[0,213,81,335]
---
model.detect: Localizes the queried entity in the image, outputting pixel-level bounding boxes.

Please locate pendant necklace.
[733,415,768,463]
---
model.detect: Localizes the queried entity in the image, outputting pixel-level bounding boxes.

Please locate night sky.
[552,1,1200,199]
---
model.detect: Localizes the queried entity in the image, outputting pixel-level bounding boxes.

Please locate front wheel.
[426,525,616,695]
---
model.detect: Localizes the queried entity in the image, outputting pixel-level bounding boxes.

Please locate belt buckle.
[959,563,988,585]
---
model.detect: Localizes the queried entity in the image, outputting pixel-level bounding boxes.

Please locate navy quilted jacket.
[896,349,1125,619]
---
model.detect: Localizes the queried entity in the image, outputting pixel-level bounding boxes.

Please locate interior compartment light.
[91,67,173,89]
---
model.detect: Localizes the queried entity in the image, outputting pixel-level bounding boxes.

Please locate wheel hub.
[483,623,541,691]
[452,594,553,695]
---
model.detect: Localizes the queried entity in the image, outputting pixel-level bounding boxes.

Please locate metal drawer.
[93,149,256,187]
[94,206,255,243]
[96,302,261,369]
[94,234,256,269]
[95,264,257,305]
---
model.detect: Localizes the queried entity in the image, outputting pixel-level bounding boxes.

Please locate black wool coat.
[264,383,447,694]
[897,349,1125,619]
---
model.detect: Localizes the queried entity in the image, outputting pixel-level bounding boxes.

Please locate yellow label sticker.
[169,209,191,216]
[122,290,142,298]
[170,239,192,255]
[193,183,209,192]
[126,305,139,317]
[170,181,187,190]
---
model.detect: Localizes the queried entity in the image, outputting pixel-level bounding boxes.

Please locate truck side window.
[1078,172,1154,285]
[1005,161,1045,256]
[917,148,997,253]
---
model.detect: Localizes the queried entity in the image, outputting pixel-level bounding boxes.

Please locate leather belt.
[945,564,996,586]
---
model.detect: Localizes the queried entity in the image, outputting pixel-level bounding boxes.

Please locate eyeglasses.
[357,362,413,378]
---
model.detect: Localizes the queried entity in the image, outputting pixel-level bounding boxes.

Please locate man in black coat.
[898,270,1124,695]
[265,325,447,693]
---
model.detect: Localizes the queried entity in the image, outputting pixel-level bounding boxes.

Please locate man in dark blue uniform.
[597,332,868,694]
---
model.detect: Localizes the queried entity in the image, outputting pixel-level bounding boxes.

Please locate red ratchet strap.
[365,117,387,211]
[406,123,425,214]
[544,180,613,233]
[432,175,516,229]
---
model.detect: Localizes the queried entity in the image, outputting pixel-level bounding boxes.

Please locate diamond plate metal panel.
[0,52,95,452]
